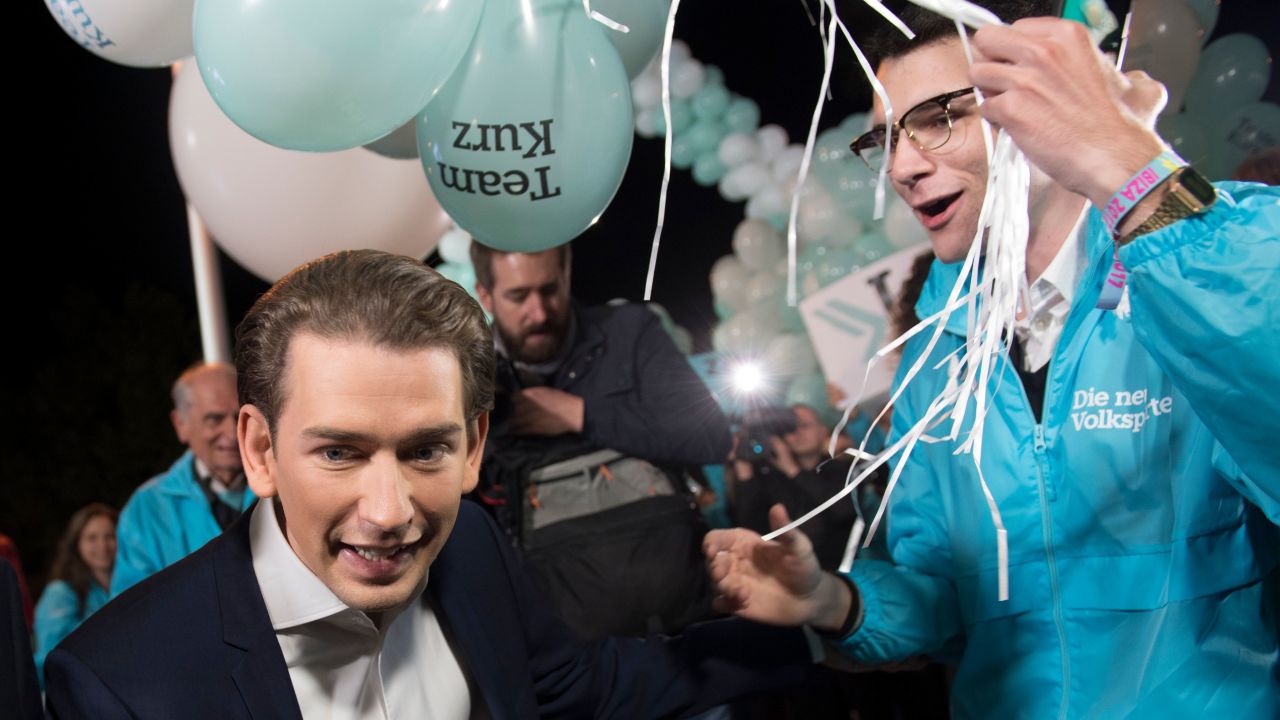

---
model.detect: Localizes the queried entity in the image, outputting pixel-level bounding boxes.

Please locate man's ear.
[461,412,490,495]
[171,408,190,445]
[475,283,494,315]
[239,405,278,498]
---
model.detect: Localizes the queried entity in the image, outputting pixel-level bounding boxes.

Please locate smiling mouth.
[349,544,411,562]
[917,192,961,218]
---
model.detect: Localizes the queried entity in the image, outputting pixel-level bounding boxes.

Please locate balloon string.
[642,0,683,301]
[582,0,629,32]
[785,11,838,307]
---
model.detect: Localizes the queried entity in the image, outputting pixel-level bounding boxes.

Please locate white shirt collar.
[250,498,351,630]
[1028,211,1087,309]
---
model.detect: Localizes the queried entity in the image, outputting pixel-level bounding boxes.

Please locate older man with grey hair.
[110,362,255,596]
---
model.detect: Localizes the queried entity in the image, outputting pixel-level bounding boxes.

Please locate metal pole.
[186,203,231,363]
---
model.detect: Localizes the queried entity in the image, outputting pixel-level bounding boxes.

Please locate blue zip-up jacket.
[110,451,256,597]
[836,181,1280,719]
[33,580,108,688]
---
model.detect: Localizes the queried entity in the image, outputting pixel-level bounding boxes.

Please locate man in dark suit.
[45,250,821,719]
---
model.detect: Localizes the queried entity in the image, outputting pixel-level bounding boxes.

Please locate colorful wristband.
[1099,150,1186,237]
[1096,251,1127,310]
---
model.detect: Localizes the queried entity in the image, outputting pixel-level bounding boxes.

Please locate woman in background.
[34,503,117,686]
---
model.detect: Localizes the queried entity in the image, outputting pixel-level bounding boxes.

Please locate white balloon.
[46,0,193,68]
[634,108,662,138]
[796,189,843,246]
[169,63,450,282]
[733,219,785,271]
[723,163,771,201]
[630,72,663,112]
[745,183,788,221]
[668,39,692,65]
[669,60,705,100]
[718,133,760,167]
[771,145,806,181]
[755,125,789,163]
[745,270,783,305]
[710,254,751,310]
[437,228,473,264]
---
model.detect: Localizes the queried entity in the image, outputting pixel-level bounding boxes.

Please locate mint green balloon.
[419,0,633,252]
[591,0,669,78]
[1185,34,1271,121]
[684,118,727,154]
[1157,113,1211,168]
[671,136,698,169]
[692,152,727,186]
[723,97,761,134]
[652,99,693,136]
[691,83,731,120]
[195,0,484,152]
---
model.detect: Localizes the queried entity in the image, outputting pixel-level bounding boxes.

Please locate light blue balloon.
[684,118,727,154]
[1157,112,1211,168]
[704,65,725,88]
[723,97,761,134]
[195,0,484,152]
[420,0,633,252]
[839,112,870,136]
[671,136,698,169]
[810,125,858,189]
[1185,34,1272,121]
[714,299,735,321]
[591,0,669,78]
[853,232,894,266]
[652,99,693,136]
[691,83,731,120]
[1183,0,1219,38]
[435,262,481,304]
[1205,101,1280,179]
[814,246,859,287]
[692,152,727,186]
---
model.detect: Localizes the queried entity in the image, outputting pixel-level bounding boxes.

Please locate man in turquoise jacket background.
[705,2,1279,718]
[110,362,256,596]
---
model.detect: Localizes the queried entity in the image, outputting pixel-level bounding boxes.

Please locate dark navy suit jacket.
[46,501,809,719]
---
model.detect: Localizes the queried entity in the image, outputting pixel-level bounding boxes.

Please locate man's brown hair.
[235,250,495,433]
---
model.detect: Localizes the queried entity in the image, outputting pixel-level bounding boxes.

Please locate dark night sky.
[6,1,1276,582]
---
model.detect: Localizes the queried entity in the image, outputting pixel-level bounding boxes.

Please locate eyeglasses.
[849,87,977,173]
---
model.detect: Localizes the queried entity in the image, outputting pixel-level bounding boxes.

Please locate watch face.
[1177,166,1217,207]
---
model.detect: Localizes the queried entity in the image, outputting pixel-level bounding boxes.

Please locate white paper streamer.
[582,0,629,32]
[641,0,683,301]
[775,0,1032,603]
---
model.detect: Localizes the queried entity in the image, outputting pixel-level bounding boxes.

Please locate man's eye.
[321,447,353,463]
[412,446,446,463]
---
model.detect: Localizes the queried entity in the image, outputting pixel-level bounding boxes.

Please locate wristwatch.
[1117,165,1217,247]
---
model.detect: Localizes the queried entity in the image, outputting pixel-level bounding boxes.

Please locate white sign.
[800,242,931,408]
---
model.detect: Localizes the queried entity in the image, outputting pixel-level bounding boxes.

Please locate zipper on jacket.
[1034,425,1054,500]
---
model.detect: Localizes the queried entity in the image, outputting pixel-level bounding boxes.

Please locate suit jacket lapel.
[430,542,518,720]
[214,506,304,720]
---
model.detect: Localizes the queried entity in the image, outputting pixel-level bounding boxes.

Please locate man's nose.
[525,295,548,326]
[359,457,415,533]
[888,135,936,187]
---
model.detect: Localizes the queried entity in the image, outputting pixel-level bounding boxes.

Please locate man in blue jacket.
[110,362,256,596]
[705,2,1279,718]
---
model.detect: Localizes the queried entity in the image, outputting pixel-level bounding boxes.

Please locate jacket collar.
[154,451,204,499]
[212,504,304,720]
[914,207,1113,339]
